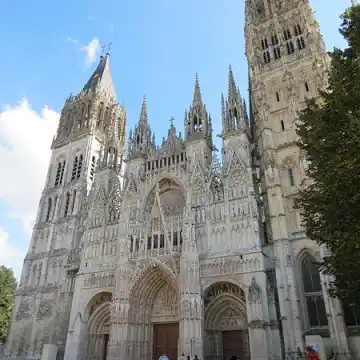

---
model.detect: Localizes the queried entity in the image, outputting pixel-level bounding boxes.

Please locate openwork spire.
[220,66,249,137]
[126,96,154,159]
[184,73,212,147]
[82,55,116,99]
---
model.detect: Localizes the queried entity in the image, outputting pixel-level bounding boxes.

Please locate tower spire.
[228,65,238,101]
[220,66,249,138]
[193,73,203,104]
[82,54,116,99]
[127,96,153,159]
[139,95,148,124]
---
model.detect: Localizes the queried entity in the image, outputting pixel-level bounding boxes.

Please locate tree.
[297,4,360,306]
[0,266,17,344]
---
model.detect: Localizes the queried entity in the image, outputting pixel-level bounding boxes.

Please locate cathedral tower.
[184,74,213,168]
[245,0,349,355]
[6,54,126,359]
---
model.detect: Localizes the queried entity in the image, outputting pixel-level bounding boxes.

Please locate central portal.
[222,330,247,360]
[153,323,179,360]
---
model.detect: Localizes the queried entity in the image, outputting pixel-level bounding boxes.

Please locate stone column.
[247,276,269,360]
[179,222,203,358]
[108,297,130,360]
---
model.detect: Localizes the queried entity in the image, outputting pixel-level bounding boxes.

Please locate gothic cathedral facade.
[4,1,360,360]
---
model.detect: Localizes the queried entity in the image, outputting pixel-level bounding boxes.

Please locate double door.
[153,323,179,360]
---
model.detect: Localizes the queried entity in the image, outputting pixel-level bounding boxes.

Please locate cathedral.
[3,1,360,360]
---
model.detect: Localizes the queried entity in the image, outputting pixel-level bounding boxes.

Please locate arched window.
[71,189,77,214]
[60,160,66,185]
[288,168,295,186]
[45,198,52,222]
[55,162,62,186]
[71,156,78,181]
[343,304,360,327]
[90,156,96,181]
[294,24,303,36]
[281,120,285,131]
[300,255,328,328]
[71,154,83,181]
[77,154,83,179]
[97,102,104,128]
[64,192,71,217]
[210,176,224,203]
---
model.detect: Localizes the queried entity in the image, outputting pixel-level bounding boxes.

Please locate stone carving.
[89,293,112,316]
[152,283,178,317]
[248,277,261,303]
[84,272,115,288]
[205,283,245,305]
[37,299,53,319]
[16,298,32,321]
[217,308,245,330]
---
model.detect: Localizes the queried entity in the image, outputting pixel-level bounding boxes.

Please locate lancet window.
[90,156,96,180]
[210,176,224,203]
[300,254,328,328]
[64,192,71,217]
[55,160,66,186]
[71,154,83,181]
[45,198,52,222]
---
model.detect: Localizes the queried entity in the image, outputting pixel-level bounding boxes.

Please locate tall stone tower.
[6,54,126,360]
[245,0,332,354]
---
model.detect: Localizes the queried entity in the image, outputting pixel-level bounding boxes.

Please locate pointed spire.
[228,65,237,100]
[82,55,116,99]
[220,66,250,138]
[193,73,202,103]
[140,95,148,124]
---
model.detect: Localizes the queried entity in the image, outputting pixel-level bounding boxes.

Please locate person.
[177,353,185,360]
[194,355,199,360]
[159,353,169,360]
[305,346,320,360]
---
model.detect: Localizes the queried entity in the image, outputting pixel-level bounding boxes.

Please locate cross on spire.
[101,42,112,56]
[169,117,175,126]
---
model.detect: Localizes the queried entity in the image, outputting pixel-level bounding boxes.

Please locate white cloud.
[0,227,25,280]
[81,38,101,66]
[0,98,59,242]
[66,36,79,45]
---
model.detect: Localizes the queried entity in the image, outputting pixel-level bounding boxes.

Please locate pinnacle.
[228,64,237,101]
[140,95,148,123]
[193,73,202,103]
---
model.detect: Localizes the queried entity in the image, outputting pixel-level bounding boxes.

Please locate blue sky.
[0,0,352,278]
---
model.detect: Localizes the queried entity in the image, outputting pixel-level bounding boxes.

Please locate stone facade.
[3,1,360,360]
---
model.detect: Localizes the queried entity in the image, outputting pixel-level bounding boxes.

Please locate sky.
[0,0,352,279]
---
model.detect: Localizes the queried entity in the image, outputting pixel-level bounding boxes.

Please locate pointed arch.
[296,249,328,330]
[45,197,52,222]
[64,192,71,217]
[129,260,178,324]
[210,175,224,203]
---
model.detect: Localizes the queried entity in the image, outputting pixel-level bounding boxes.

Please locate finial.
[193,73,202,103]
[169,117,175,126]
[101,42,113,56]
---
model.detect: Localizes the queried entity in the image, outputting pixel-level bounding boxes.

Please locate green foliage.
[0,266,17,343]
[296,4,360,306]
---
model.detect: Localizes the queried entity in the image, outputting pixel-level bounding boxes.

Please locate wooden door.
[153,323,179,360]
[222,330,245,360]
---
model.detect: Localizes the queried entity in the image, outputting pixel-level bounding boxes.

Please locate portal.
[153,323,179,360]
